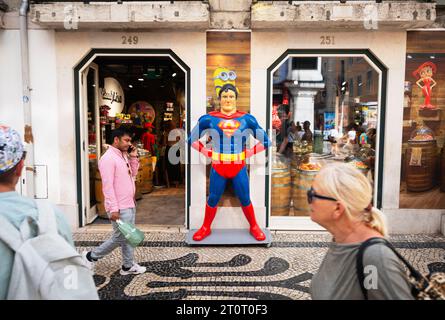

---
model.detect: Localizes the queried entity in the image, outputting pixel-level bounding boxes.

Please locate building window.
[400,51,445,209]
[292,57,318,70]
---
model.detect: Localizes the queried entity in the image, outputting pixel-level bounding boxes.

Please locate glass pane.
[400,53,445,209]
[271,56,379,217]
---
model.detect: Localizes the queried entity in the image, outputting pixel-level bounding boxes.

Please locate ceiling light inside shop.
[172,73,177,77]
[128,84,133,88]
[430,56,435,59]
[407,55,412,59]
[138,78,144,82]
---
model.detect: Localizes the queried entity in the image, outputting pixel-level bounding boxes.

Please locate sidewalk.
[74,230,445,300]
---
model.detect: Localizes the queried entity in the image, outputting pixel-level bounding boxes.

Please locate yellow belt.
[212,151,246,162]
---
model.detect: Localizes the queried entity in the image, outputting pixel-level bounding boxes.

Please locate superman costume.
[188,110,271,241]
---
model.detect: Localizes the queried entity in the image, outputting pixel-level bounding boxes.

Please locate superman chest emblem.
[218,120,241,138]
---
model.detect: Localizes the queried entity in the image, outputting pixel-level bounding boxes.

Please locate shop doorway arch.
[266,49,387,229]
[74,49,191,228]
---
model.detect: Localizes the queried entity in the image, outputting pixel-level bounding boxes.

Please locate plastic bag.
[116,219,145,248]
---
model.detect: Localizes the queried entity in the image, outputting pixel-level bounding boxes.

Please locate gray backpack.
[0,201,99,300]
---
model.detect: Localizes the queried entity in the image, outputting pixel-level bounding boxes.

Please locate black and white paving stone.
[74,231,445,300]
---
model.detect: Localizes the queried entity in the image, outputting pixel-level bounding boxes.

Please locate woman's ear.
[332,201,345,220]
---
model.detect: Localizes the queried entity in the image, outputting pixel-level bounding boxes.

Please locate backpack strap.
[356,237,424,300]
[0,215,23,252]
[35,200,58,235]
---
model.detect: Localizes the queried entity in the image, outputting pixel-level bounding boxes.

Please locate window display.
[400,50,445,209]
[271,56,380,216]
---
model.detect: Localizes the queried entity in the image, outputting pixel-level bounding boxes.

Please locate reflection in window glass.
[349,78,354,97]
[357,75,363,96]
[400,53,445,209]
[271,56,379,217]
[367,71,373,94]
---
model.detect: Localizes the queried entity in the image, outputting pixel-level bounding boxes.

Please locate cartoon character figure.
[413,61,437,110]
[142,122,156,155]
[188,68,271,241]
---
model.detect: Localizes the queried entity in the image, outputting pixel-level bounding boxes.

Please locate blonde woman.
[309,163,413,300]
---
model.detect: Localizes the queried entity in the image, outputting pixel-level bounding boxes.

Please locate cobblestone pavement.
[74,231,445,300]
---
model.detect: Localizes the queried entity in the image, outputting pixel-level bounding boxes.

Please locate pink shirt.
[98,145,139,213]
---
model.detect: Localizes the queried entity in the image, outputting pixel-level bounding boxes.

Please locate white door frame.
[80,62,99,225]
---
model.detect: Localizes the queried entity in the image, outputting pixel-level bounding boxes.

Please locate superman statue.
[188,68,270,241]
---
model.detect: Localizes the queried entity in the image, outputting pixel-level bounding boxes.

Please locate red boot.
[242,203,266,241]
[193,204,218,241]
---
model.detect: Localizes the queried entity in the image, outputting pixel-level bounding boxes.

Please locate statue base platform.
[186,228,272,247]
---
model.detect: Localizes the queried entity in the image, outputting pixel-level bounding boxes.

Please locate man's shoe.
[81,251,95,272]
[120,263,147,275]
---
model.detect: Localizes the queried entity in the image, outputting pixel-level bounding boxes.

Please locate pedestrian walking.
[309,163,413,300]
[82,127,146,275]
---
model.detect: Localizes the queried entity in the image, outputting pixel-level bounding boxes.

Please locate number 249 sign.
[122,35,139,45]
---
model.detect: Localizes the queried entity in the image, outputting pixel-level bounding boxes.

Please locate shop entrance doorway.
[75,50,190,228]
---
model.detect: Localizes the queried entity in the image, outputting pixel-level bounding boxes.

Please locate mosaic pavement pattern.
[74,231,445,300]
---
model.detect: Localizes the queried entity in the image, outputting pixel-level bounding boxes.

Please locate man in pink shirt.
[82,128,146,275]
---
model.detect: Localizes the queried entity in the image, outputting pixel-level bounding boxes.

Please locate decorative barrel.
[135,165,143,200]
[271,165,292,216]
[94,171,108,218]
[441,147,445,192]
[293,169,319,216]
[405,140,438,192]
[290,154,303,183]
[139,155,153,194]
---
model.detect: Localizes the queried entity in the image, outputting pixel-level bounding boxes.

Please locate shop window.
[399,52,445,209]
[270,55,380,217]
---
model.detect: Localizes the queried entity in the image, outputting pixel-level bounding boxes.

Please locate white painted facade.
[1,27,444,234]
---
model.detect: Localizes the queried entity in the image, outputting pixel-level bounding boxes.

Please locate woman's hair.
[315,163,387,236]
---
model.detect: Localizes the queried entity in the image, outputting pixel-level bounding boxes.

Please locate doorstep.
[77,224,330,235]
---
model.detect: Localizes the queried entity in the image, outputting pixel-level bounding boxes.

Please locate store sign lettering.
[101,88,122,105]
[116,113,131,120]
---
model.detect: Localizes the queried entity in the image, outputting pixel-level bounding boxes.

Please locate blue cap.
[0,125,25,174]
